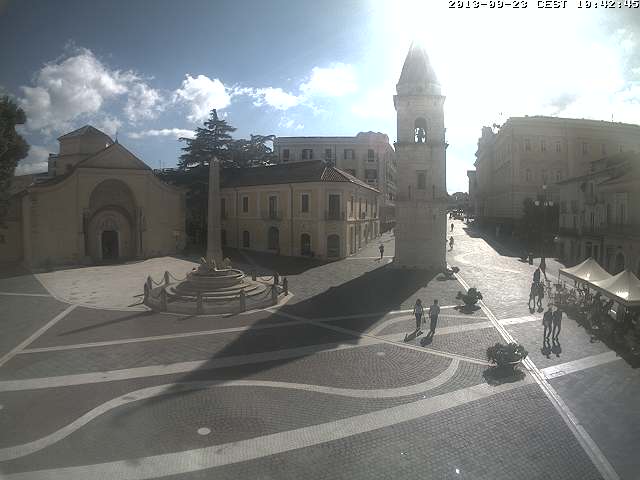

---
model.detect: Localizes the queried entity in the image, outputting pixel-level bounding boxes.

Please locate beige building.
[393,43,447,270]
[556,152,640,276]
[474,116,640,229]
[467,170,477,217]
[219,160,380,259]
[273,132,396,230]
[0,125,186,268]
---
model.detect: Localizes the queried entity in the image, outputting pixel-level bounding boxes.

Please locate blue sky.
[1,1,639,193]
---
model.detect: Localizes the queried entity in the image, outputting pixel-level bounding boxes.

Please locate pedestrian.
[449,236,454,251]
[528,282,537,311]
[413,299,424,333]
[537,281,545,311]
[379,243,384,260]
[450,222,454,232]
[428,299,440,335]
[543,305,553,341]
[540,256,547,280]
[552,306,562,341]
[533,267,541,285]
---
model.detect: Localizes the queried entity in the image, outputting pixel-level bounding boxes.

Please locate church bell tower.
[393,42,447,270]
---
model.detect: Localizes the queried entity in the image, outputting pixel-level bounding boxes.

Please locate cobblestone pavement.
[0,226,628,479]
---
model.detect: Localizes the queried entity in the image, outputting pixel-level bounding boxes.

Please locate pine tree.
[177,109,236,171]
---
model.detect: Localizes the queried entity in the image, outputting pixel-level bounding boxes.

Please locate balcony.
[583,223,640,237]
[325,210,346,221]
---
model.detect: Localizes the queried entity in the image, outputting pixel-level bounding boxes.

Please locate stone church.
[393,42,447,270]
[1,126,186,268]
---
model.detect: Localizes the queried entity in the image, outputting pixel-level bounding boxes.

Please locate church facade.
[1,126,186,268]
[393,43,447,270]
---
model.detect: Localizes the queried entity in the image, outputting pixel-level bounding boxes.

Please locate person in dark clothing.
[449,236,454,251]
[450,223,454,232]
[533,267,541,285]
[379,243,384,260]
[543,305,553,341]
[552,307,562,340]
[540,257,548,280]
[537,282,545,311]
[428,299,441,335]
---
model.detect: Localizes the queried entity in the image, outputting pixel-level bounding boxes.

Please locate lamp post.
[534,184,554,257]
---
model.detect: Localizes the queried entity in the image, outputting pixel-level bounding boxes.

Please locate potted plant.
[456,287,483,307]
[486,342,528,369]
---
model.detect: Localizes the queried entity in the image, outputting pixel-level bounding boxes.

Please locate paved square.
[0,225,638,479]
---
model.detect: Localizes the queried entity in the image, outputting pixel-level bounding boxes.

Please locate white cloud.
[250,87,301,110]
[15,145,50,175]
[18,48,162,136]
[300,63,357,97]
[124,83,164,123]
[95,116,122,137]
[173,74,231,122]
[128,128,195,140]
[351,85,396,119]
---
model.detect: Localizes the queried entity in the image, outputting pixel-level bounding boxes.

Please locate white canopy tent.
[590,270,640,308]
[559,257,612,284]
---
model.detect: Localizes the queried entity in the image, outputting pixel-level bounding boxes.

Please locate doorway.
[101,230,119,260]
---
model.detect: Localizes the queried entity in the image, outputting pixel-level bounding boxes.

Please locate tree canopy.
[0,96,29,226]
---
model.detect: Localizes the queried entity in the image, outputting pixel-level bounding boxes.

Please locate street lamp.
[534,184,554,257]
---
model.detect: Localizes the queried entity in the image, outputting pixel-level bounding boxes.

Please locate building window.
[350,196,354,217]
[325,148,332,161]
[365,169,378,180]
[302,149,313,160]
[328,194,341,219]
[582,142,588,155]
[417,171,426,190]
[414,118,427,143]
[345,168,356,176]
[301,193,309,213]
[367,149,375,162]
[242,230,250,248]
[268,195,278,219]
[556,142,561,153]
[556,170,561,181]
[541,170,548,184]
[541,140,546,152]
[301,234,311,256]
[327,234,340,258]
[268,227,279,250]
[242,196,249,213]
[344,149,354,160]
[220,197,227,219]
[524,139,531,151]
[282,149,290,162]
[526,169,532,182]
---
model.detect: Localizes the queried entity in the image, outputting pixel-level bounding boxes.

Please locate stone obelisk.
[206,157,223,264]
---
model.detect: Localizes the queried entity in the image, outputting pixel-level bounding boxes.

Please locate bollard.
[251,268,257,281]
[271,285,278,305]
[164,271,170,286]
[160,289,167,311]
[143,283,149,303]
[196,292,203,314]
[283,277,288,296]
[274,272,279,286]
[239,289,246,312]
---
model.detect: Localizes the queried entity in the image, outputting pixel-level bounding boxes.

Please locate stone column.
[206,157,223,264]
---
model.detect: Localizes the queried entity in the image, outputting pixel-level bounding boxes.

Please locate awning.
[590,270,640,307]
[559,257,612,284]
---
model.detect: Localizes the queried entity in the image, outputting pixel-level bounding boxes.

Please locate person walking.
[552,306,563,341]
[540,256,548,281]
[536,281,545,311]
[413,299,424,333]
[533,267,541,285]
[450,222,454,232]
[449,236,454,251]
[428,299,441,335]
[379,243,384,260]
[528,282,537,311]
[543,305,553,341]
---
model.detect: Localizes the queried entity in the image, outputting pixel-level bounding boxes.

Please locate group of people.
[413,298,441,337]
[528,257,563,343]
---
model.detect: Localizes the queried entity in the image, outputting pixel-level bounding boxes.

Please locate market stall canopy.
[559,257,612,284]
[590,269,640,307]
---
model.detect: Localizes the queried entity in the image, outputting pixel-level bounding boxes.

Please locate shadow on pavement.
[482,366,526,386]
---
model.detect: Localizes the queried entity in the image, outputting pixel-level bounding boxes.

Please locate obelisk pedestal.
[206,157,223,264]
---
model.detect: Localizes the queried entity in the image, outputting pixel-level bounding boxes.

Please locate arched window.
[327,234,340,258]
[414,118,427,143]
[300,233,311,256]
[242,230,250,248]
[268,227,279,251]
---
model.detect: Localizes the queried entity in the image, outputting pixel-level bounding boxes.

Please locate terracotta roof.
[57,125,113,142]
[221,160,380,192]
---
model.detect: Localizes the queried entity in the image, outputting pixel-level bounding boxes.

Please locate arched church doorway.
[87,179,136,262]
[101,230,119,260]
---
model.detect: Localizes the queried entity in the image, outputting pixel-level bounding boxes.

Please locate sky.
[1,0,639,193]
